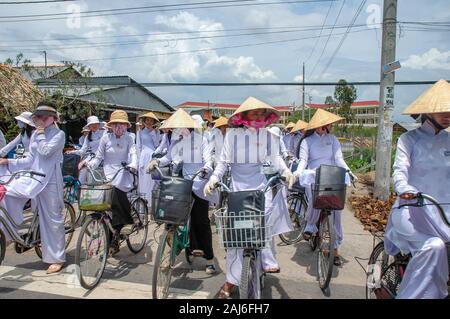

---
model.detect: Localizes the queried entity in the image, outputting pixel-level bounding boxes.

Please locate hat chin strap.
[426,115,445,132]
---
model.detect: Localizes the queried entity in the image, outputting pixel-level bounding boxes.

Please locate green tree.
[4,53,106,122]
[324,79,357,132]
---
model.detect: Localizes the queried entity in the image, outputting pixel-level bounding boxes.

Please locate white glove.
[282,170,296,189]
[146,159,159,173]
[349,171,358,182]
[204,175,219,197]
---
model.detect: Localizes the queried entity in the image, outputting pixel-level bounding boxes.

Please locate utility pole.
[302,62,305,120]
[42,50,48,78]
[374,0,397,200]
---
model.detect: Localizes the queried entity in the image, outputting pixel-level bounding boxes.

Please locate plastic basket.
[214,208,272,249]
[79,184,114,211]
[312,164,347,210]
[151,176,194,225]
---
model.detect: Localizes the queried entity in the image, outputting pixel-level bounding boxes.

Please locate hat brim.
[108,120,131,128]
[15,115,35,127]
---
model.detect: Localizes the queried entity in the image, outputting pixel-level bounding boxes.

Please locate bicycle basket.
[214,208,272,249]
[312,165,347,210]
[152,176,194,225]
[62,153,81,178]
[79,184,114,211]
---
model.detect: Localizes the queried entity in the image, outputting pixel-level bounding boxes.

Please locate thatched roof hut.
[0,64,43,122]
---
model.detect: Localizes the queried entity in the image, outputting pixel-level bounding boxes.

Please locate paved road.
[0,206,375,299]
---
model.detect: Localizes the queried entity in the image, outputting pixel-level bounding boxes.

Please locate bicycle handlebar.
[214,173,286,194]
[0,170,46,185]
[397,193,450,227]
[85,162,137,185]
[150,164,205,182]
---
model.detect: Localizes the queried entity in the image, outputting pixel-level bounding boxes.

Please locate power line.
[0,0,76,4]
[308,0,346,78]
[59,28,371,62]
[35,79,447,87]
[318,0,367,78]
[304,0,334,63]
[0,24,373,51]
[0,0,336,23]
[0,20,444,44]
[0,22,377,45]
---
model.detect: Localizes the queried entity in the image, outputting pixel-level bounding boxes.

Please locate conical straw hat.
[306,109,343,130]
[230,96,279,118]
[107,110,131,128]
[285,122,296,130]
[213,116,228,128]
[291,119,308,133]
[138,111,159,121]
[402,79,450,115]
[160,108,201,129]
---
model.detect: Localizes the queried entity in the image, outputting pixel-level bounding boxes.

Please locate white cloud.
[403,48,450,70]
[140,11,277,82]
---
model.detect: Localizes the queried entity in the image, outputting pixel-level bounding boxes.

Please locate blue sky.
[1,0,449,122]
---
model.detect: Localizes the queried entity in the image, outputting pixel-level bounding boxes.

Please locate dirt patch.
[347,172,396,234]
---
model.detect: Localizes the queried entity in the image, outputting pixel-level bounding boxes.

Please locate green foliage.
[324,79,357,132]
[286,108,317,123]
[4,53,107,123]
[346,148,374,171]
[5,123,20,142]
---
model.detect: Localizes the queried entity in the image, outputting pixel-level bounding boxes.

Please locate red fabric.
[0,185,6,203]
[313,195,345,210]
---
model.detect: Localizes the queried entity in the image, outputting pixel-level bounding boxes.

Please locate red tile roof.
[179,100,379,111]
[307,100,379,109]
[179,101,291,111]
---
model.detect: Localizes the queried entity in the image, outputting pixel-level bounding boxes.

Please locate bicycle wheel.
[317,212,335,291]
[126,197,149,254]
[279,194,307,245]
[152,228,176,299]
[240,253,261,299]
[35,201,76,259]
[0,230,5,265]
[366,241,389,299]
[75,214,109,290]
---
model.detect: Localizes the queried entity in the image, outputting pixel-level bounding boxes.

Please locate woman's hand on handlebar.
[204,175,219,197]
[146,159,159,173]
[78,160,86,171]
[400,193,417,200]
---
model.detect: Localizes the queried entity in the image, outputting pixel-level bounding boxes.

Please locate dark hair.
[295,129,315,158]
[21,125,35,138]
[87,130,93,142]
[37,100,57,109]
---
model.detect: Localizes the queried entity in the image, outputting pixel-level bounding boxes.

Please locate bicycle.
[307,165,353,292]
[213,173,285,299]
[366,193,450,299]
[74,163,149,290]
[0,170,76,264]
[279,181,308,245]
[150,166,204,299]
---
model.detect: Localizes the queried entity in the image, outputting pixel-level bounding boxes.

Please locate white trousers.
[386,207,449,299]
[225,240,278,286]
[1,183,65,264]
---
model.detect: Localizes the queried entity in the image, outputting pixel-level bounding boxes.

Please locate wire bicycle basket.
[214,208,272,249]
[79,183,114,211]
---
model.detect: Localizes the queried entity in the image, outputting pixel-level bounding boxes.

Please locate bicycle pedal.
[14,242,31,254]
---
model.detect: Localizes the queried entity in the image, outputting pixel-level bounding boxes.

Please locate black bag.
[62,153,81,178]
[312,165,347,210]
[223,190,266,249]
[153,176,193,225]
